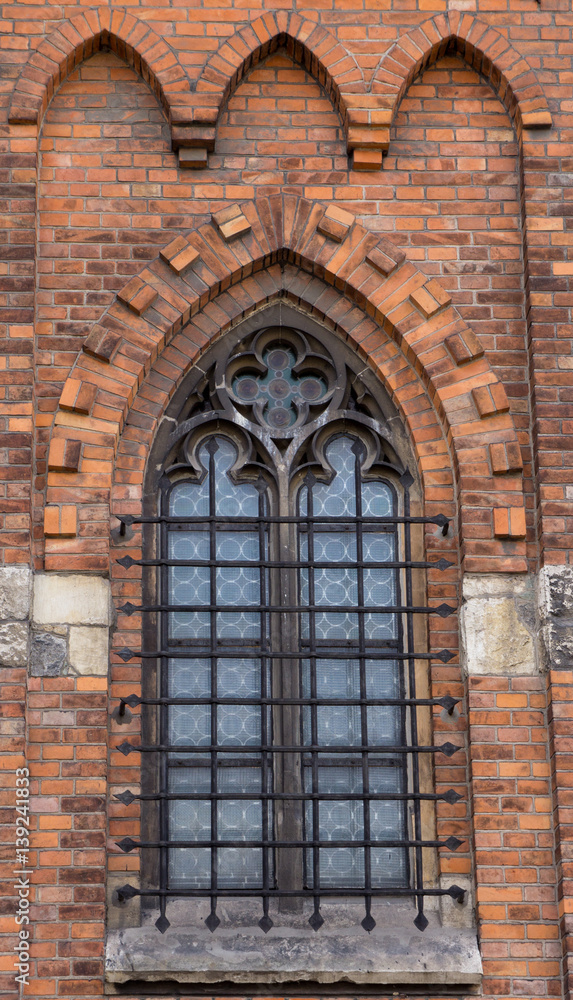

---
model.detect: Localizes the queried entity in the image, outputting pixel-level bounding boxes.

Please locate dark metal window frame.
[111,307,465,936]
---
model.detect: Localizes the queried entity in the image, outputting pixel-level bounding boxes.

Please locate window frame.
[129,307,452,935]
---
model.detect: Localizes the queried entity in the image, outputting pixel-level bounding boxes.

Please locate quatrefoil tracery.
[225,328,339,436]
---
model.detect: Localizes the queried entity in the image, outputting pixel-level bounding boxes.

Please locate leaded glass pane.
[297,433,406,895]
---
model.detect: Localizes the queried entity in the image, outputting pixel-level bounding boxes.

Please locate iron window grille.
[112,323,465,936]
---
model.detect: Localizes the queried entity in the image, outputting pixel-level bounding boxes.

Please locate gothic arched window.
[114,314,463,939]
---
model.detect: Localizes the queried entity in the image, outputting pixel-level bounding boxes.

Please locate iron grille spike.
[444,836,464,851]
[117,555,135,568]
[399,469,414,488]
[436,649,454,662]
[434,603,456,617]
[205,909,220,932]
[442,789,462,804]
[309,909,324,931]
[117,837,137,853]
[447,885,466,902]
[116,648,135,662]
[114,790,136,806]
[413,911,429,932]
[155,914,170,933]
[119,602,138,617]
[258,914,273,933]
[116,741,135,756]
[435,557,453,571]
[116,883,139,902]
[439,742,461,757]
[438,695,459,714]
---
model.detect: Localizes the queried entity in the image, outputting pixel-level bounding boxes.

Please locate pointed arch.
[182,11,379,158]
[8,6,193,131]
[43,195,526,573]
[371,12,551,135]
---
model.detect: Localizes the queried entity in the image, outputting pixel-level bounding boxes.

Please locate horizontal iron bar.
[117,885,464,900]
[117,513,450,527]
[115,740,461,756]
[115,789,462,803]
[116,694,459,710]
[119,602,456,616]
[116,836,463,851]
[112,648,455,662]
[116,558,454,571]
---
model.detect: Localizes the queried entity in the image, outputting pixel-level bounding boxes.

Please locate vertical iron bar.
[355,446,372,929]
[403,481,424,927]
[258,485,271,930]
[158,479,169,931]
[208,441,219,929]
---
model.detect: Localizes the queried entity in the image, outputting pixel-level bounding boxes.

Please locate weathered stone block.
[30,631,67,677]
[0,566,31,621]
[0,622,28,668]
[538,565,573,670]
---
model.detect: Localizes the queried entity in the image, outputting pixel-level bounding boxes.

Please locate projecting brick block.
[490,441,523,475]
[424,278,451,309]
[409,284,442,319]
[83,325,121,363]
[48,438,82,473]
[352,149,383,171]
[346,126,390,151]
[445,328,484,365]
[179,148,209,170]
[317,205,355,243]
[59,378,97,415]
[366,244,406,277]
[494,507,527,539]
[472,382,510,418]
[212,204,251,241]
[118,275,158,316]
[160,236,200,275]
[44,505,77,538]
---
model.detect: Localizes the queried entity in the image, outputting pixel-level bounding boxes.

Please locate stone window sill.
[105,899,482,991]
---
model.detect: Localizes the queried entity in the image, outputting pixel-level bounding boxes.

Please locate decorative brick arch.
[8,6,193,132]
[371,11,552,134]
[44,196,527,573]
[181,11,390,164]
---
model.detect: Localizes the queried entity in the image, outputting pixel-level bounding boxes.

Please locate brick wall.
[1,2,572,1000]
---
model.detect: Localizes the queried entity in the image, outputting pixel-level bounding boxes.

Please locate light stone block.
[68,626,109,676]
[33,574,112,626]
[0,566,32,621]
[0,622,28,667]
[461,573,538,676]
